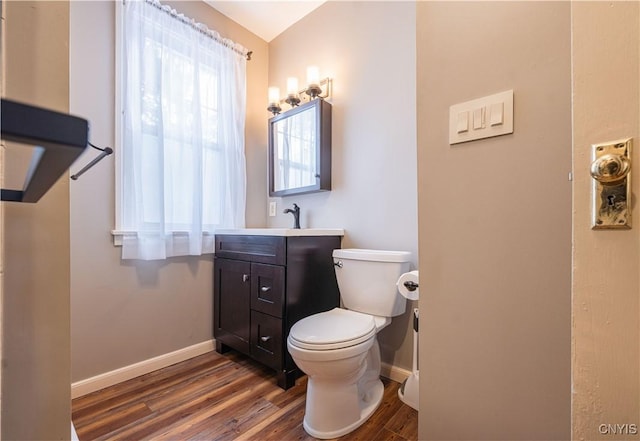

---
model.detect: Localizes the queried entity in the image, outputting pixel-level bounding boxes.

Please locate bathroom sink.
[215,228,344,237]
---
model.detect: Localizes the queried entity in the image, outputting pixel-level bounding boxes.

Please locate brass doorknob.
[590,154,631,184]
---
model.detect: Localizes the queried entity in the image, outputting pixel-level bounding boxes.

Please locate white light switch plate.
[449,90,513,145]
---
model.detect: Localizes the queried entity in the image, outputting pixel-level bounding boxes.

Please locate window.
[116,0,248,260]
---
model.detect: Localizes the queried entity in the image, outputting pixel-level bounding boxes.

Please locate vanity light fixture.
[267,66,333,115]
[267,87,282,115]
[305,66,322,99]
[285,77,301,107]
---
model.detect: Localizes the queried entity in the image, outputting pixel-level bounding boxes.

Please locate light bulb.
[307,66,320,87]
[268,87,280,105]
[286,77,299,96]
[305,66,323,99]
[267,87,282,115]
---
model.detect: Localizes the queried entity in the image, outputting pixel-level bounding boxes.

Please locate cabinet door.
[214,258,251,354]
[250,263,285,318]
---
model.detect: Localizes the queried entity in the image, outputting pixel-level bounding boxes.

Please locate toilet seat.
[289,308,376,350]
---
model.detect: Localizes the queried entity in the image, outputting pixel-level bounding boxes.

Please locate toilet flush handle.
[334,260,343,268]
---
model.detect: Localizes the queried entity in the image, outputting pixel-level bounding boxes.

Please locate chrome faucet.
[283,203,301,229]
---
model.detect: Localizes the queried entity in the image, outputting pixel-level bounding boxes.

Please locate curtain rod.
[141,0,252,61]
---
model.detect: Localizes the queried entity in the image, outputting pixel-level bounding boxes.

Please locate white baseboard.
[71,421,79,441]
[381,362,412,384]
[71,339,410,398]
[71,339,215,399]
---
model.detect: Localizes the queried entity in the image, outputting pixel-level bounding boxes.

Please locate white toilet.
[287,248,411,439]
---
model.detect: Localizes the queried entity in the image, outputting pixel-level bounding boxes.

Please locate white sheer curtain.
[121,0,247,260]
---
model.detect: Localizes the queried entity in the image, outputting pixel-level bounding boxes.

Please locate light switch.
[449,90,513,145]
[490,102,504,126]
[457,111,469,133]
[472,108,484,130]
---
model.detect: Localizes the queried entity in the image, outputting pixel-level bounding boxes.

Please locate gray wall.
[2,1,71,439]
[417,2,572,439]
[572,2,640,439]
[267,1,418,371]
[69,1,268,382]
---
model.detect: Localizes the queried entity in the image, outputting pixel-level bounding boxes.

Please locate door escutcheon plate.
[591,138,632,229]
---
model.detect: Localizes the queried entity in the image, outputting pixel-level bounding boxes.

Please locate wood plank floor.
[72,350,418,441]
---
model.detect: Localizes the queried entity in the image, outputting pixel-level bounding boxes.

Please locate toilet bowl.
[287,248,411,439]
[287,308,388,438]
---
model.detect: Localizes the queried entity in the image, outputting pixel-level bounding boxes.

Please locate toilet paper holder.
[397,271,420,301]
[403,280,419,291]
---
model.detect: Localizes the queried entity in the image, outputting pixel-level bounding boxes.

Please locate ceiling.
[205,1,326,42]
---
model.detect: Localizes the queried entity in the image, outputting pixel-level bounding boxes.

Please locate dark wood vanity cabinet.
[214,234,341,389]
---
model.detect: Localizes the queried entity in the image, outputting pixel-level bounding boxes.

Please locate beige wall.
[69,1,268,382]
[267,1,418,371]
[417,2,571,439]
[572,2,640,440]
[2,1,71,439]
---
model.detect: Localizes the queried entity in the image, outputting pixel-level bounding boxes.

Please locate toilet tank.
[332,248,411,317]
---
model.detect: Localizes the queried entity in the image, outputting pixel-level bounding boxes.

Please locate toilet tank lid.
[333,248,411,263]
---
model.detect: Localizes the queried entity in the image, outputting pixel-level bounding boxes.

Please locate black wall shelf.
[1,99,89,203]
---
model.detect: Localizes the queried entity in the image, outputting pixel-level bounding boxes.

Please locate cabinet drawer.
[251,263,285,318]
[215,235,286,265]
[250,310,283,370]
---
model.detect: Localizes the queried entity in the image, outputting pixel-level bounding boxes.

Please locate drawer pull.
[260,286,271,292]
[260,336,272,342]
[242,274,250,282]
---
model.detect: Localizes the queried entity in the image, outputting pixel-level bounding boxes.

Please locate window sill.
[111,230,215,246]
[111,230,134,246]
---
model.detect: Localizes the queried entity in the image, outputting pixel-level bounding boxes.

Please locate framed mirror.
[268,99,331,197]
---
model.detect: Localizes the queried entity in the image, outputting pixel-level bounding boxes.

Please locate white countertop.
[215,228,345,237]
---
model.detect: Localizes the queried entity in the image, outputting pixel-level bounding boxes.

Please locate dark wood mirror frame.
[268,98,332,197]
